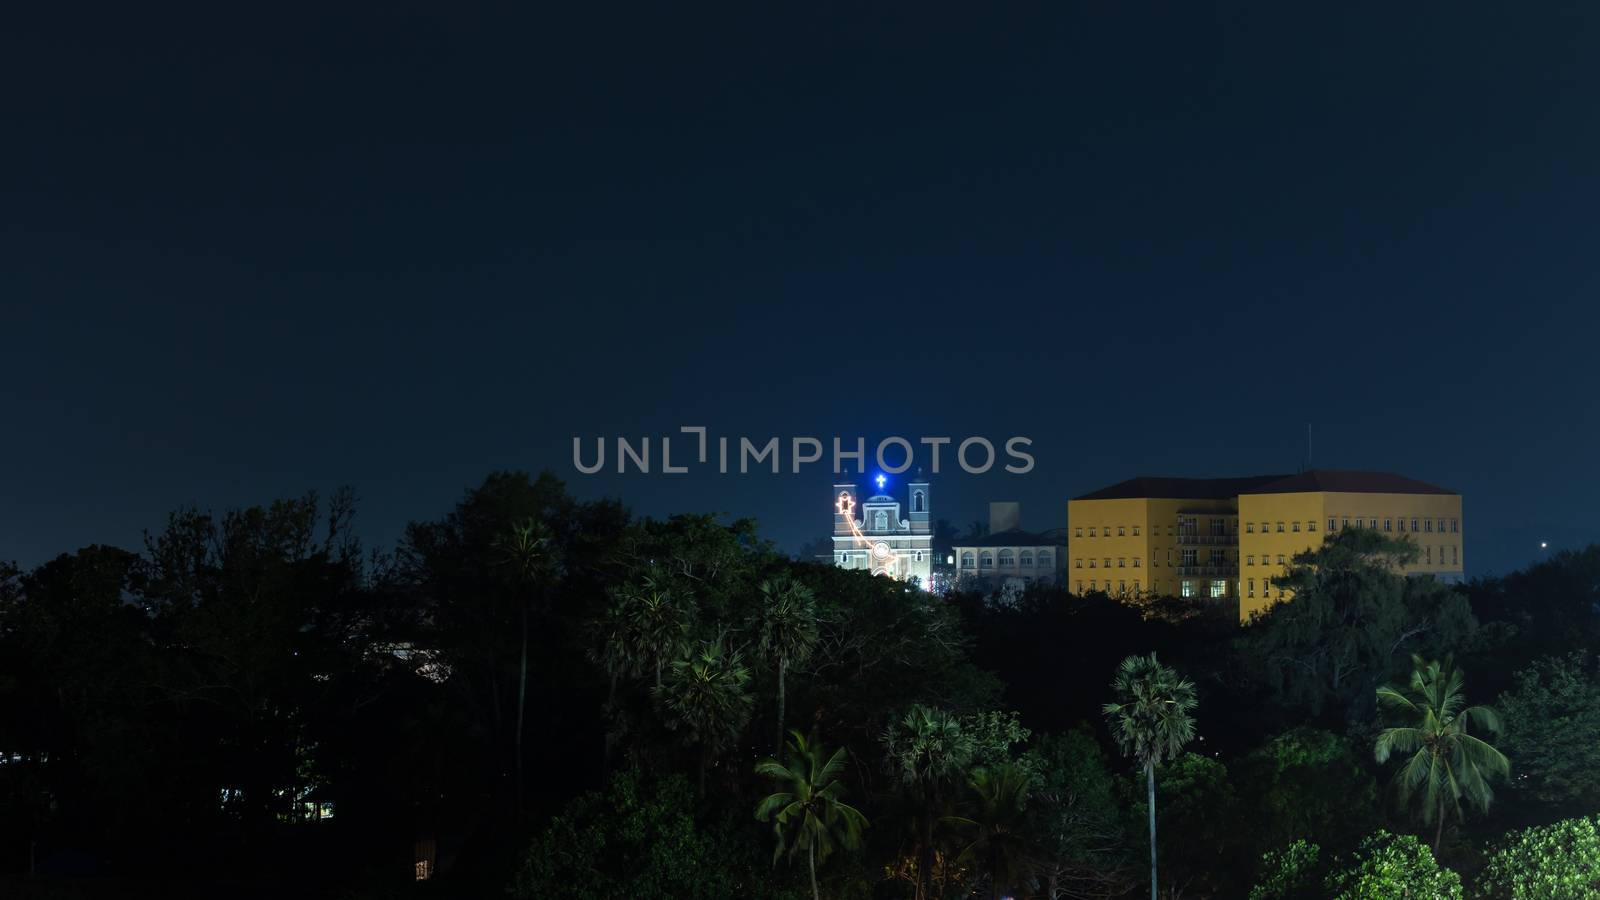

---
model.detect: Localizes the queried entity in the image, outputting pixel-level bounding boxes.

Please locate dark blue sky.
[3,2,1597,575]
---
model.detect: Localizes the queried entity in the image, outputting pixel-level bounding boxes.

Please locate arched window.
[874,511,888,531]
[1037,551,1053,569]
[998,549,1015,567]
[913,490,925,512]
[960,551,975,568]
[1020,551,1034,567]
[980,551,995,568]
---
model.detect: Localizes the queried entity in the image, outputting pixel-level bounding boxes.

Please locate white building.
[831,476,932,588]
[952,502,1066,594]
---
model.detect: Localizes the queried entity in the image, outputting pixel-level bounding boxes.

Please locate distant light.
[875,474,886,490]
[947,555,955,565]
[1540,542,1548,549]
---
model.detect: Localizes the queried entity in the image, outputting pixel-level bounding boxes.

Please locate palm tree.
[755,730,869,900]
[1374,654,1509,851]
[654,635,754,794]
[631,575,694,688]
[1102,653,1197,900]
[942,762,1035,900]
[493,519,558,821]
[752,574,820,751]
[883,704,974,900]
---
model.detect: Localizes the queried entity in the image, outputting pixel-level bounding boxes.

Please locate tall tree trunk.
[776,656,787,752]
[1147,759,1157,900]
[1434,798,1445,852]
[515,599,528,822]
[809,840,820,900]
[917,795,934,900]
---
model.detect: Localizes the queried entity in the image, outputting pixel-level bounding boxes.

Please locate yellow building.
[1066,470,1464,621]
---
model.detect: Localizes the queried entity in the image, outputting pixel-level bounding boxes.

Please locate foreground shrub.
[1474,815,1600,899]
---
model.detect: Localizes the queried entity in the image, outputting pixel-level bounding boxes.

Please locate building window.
[1248,578,1255,597]
[1356,519,1364,529]
[1399,518,1407,532]
[1133,580,1140,592]
[1210,549,1227,565]
[1020,551,1034,567]
[913,491,925,512]
[1119,526,1126,536]
[1132,557,1141,568]
[1103,558,1111,568]
[1452,518,1459,533]
[1277,554,1285,565]
[874,511,888,531]
[1076,581,1084,593]
[1384,518,1392,531]
[1211,580,1227,599]
[1181,580,1195,598]
[1328,518,1336,532]
[1308,520,1317,532]
[1453,545,1458,564]
[999,550,1015,567]
[1261,522,1269,532]
[1210,519,1226,536]
[1118,558,1126,568]
[1118,581,1127,594]
[1038,552,1053,568]
[962,552,976,568]
[1088,559,1096,568]
[915,550,923,562]
[1292,521,1301,532]
[1438,519,1446,533]
[1411,518,1419,531]
[1343,518,1351,530]
[1246,555,1254,566]
[1075,558,1083,569]
[1425,546,1432,563]
[1075,527,1083,537]
[1425,519,1433,533]
[1246,522,1254,533]
[980,552,994,568]
[1277,522,1285,532]
[837,554,845,564]
[1088,528,1096,537]
[1133,526,1141,536]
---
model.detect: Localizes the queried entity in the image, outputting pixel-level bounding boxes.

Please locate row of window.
[1073,517,1461,538]
[958,550,1055,568]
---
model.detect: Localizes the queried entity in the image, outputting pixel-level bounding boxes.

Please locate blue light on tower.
[875,474,886,491]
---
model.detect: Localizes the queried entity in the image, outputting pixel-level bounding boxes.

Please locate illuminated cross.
[875,474,886,491]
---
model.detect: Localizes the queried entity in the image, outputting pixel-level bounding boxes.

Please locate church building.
[831,475,933,588]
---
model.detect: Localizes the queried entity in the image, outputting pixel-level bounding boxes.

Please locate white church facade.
[831,476,933,588]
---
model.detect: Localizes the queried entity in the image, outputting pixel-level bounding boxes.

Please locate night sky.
[4,3,1598,576]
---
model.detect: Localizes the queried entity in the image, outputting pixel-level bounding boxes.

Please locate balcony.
[1177,565,1238,578]
[1175,534,1238,546]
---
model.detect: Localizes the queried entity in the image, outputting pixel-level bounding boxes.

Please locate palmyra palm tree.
[1375,654,1509,851]
[493,519,558,820]
[1102,653,1197,900]
[654,635,753,794]
[756,730,869,900]
[751,574,820,751]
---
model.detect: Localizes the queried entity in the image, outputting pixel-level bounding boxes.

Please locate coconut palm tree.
[493,519,558,820]
[755,730,869,900]
[1102,653,1197,900]
[1375,654,1509,851]
[655,635,754,794]
[751,574,820,751]
[942,762,1035,900]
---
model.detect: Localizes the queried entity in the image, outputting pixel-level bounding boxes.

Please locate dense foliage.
[1,470,1597,898]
